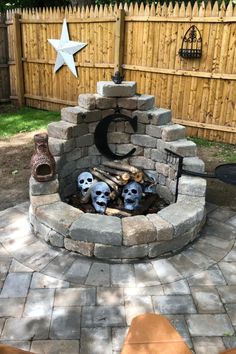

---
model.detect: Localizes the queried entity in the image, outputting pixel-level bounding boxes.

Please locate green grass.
[0,105,60,137]
[190,137,236,163]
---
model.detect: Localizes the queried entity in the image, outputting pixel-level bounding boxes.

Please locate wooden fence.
[3,2,236,143]
[0,13,10,102]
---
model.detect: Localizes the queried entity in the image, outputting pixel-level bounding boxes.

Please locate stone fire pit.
[29,81,206,261]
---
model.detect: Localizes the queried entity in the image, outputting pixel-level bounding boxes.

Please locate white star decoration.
[48,19,87,78]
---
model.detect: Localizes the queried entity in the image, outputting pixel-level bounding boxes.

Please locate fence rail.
[1,2,236,143]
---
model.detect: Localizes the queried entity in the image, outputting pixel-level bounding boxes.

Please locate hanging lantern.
[179,25,202,59]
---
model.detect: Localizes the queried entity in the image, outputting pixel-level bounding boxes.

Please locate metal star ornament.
[48,18,87,78]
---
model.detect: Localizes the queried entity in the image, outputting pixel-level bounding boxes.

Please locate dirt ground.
[0,131,236,212]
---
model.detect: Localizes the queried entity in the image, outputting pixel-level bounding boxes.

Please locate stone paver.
[0,202,236,354]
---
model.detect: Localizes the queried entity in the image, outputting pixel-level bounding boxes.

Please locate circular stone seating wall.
[29,81,207,261]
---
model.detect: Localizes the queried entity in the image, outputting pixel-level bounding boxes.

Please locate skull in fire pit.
[91,181,111,214]
[122,181,143,210]
[77,172,93,196]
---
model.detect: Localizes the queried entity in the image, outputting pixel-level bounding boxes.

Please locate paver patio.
[0,201,236,353]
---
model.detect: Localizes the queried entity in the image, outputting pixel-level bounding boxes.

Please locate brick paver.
[0,202,236,353]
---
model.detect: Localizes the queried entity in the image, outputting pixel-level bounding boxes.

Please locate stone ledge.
[30,177,59,196]
[97,81,136,97]
[70,214,122,246]
[122,215,157,246]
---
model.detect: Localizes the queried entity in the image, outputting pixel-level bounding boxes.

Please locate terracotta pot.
[31,133,55,182]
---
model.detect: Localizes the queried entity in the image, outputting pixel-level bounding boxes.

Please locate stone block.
[61,106,86,124]
[63,139,75,153]
[78,93,96,110]
[23,289,55,317]
[146,214,174,240]
[54,287,96,306]
[129,156,155,169]
[118,96,139,109]
[144,148,151,158]
[125,121,145,134]
[97,81,136,97]
[48,121,78,139]
[76,133,94,147]
[107,132,130,144]
[30,193,61,213]
[1,317,50,340]
[167,139,197,157]
[29,176,59,196]
[85,262,110,287]
[186,314,234,336]
[0,273,32,298]
[94,244,148,259]
[155,162,171,176]
[146,124,163,138]
[82,305,126,327]
[133,108,172,125]
[48,137,64,156]
[101,108,116,118]
[183,156,205,173]
[76,156,101,169]
[116,144,143,156]
[153,295,196,314]
[151,149,166,162]
[48,230,64,248]
[31,340,79,354]
[131,134,157,148]
[178,176,206,197]
[158,198,205,237]
[80,328,112,354]
[64,237,94,257]
[36,201,83,236]
[70,213,122,245]
[88,122,98,133]
[122,215,157,246]
[161,124,186,141]
[137,95,155,110]
[88,144,101,156]
[50,307,81,339]
[95,94,117,109]
[77,123,89,137]
[65,148,82,162]
[120,108,133,117]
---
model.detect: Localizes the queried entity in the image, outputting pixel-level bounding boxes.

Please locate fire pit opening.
[29,80,207,261]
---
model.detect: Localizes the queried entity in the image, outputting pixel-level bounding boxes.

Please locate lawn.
[0,105,60,137]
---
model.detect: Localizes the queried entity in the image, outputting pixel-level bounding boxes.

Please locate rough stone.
[146,214,174,240]
[150,149,166,162]
[107,132,130,144]
[155,162,172,176]
[61,106,86,124]
[125,121,146,134]
[101,108,116,118]
[117,96,139,109]
[133,108,172,125]
[95,94,117,109]
[76,156,101,169]
[158,198,205,237]
[30,193,61,212]
[116,144,143,156]
[167,139,197,157]
[77,123,89,137]
[129,156,155,169]
[94,244,148,259]
[161,124,186,141]
[146,124,163,138]
[183,156,205,173]
[48,137,64,156]
[131,134,157,147]
[97,81,136,97]
[78,93,96,109]
[76,133,94,147]
[65,148,82,162]
[48,121,78,139]
[36,201,83,236]
[48,230,64,248]
[178,176,206,197]
[64,238,94,256]
[122,215,157,246]
[137,95,155,110]
[70,213,122,245]
[29,176,59,196]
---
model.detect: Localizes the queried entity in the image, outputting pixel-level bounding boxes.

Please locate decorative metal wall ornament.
[179,25,202,59]
[111,71,124,84]
[48,18,87,78]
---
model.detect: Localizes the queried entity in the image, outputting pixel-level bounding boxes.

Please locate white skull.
[77,172,93,196]
[122,181,142,210]
[91,181,111,214]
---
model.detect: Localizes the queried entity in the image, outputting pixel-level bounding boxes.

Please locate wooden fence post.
[13,13,25,106]
[114,8,125,75]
